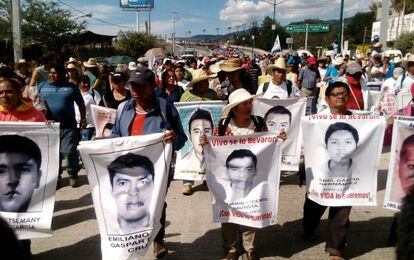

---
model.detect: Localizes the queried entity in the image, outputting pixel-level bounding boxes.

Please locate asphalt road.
[32,150,396,260]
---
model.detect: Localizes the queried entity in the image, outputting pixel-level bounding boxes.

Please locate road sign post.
[285,24,330,50]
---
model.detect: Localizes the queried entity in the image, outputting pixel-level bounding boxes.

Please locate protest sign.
[91,105,117,138]
[384,117,414,211]
[174,101,226,181]
[78,133,172,259]
[205,133,282,228]
[0,122,60,239]
[302,114,386,206]
[253,98,306,171]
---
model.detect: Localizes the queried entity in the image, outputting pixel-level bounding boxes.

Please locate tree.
[115,31,158,57]
[345,11,376,45]
[0,0,84,60]
[394,32,414,54]
[392,0,414,15]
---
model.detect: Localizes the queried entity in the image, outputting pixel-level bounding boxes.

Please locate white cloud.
[80,4,120,20]
[220,0,372,26]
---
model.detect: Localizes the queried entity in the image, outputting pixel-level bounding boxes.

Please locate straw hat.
[266,57,287,74]
[83,58,99,68]
[393,56,402,64]
[14,59,30,69]
[219,58,243,72]
[66,63,78,70]
[128,62,137,71]
[222,88,259,117]
[407,55,414,64]
[187,69,210,89]
[333,57,344,66]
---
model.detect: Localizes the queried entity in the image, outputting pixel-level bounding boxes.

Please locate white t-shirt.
[256,81,290,99]
[395,72,414,90]
[75,90,102,128]
[178,79,189,91]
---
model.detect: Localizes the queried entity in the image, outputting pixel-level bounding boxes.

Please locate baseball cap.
[126,67,155,89]
[307,57,316,65]
[325,77,350,97]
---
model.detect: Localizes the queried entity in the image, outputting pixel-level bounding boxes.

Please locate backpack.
[263,80,292,97]
[217,114,265,136]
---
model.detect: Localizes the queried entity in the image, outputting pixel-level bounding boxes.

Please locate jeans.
[81,127,95,141]
[59,128,80,177]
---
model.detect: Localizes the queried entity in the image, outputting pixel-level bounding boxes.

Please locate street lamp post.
[227,26,232,43]
[337,0,345,54]
[216,28,220,42]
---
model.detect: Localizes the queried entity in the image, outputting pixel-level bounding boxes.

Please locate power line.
[56,0,134,29]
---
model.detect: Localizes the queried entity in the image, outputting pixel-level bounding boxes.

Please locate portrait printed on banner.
[107,153,154,234]
[220,149,267,202]
[179,109,213,173]
[0,135,42,213]
[322,122,361,192]
[389,133,414,203]
[264,105,292,134]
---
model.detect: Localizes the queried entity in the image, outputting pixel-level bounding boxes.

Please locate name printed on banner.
[8,217,41,229]
[309,114,380,120]
[108,231,151,253]
[310,189,371,200]
[211,136,279,147]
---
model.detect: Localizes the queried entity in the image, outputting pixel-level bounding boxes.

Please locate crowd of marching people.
[1,41,414,260]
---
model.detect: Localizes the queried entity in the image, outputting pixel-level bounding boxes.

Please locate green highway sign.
[285,24,330,33]
[308,24,330,32]
[285,25,306,32]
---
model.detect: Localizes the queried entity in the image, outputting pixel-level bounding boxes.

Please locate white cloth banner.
[271,35,281,54]
[302,115,386,206]
[205,133,282,228]
[78,133,172,259]
[91,104,117,138]
[384,117,414,211]
[174,101,226,180]
[253,98,306,171]
[0,122,60,239]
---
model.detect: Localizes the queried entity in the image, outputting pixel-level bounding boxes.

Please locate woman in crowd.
[200,88,286,260]
[155,69,184,104]
[14,59,32,85]
[66,60,81,86]
[100,69,130,109]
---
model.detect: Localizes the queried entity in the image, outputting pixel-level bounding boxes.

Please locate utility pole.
[362,26,367,56]
[172,12,178,56]
[216,28,220,42]
[188,30,191,47]
[148,6,151,35]
[203,29,206,43]
[136,11,140,32]
[337,0,345,54]
[227,26,232,43]
[11,0,22,62]
[304,24,309,50]
[380,0,391,49]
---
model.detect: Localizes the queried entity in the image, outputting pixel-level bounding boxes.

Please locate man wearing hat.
[344,63,373,111]
[83,58,102,94]
[14,59,31,85]
[111,67,187,258]
[298,57,321,106]
[180,69,218,102]
[256,57,299,99]
[371,42,382,57]
[324,57,345,84]
[395,55,414,90]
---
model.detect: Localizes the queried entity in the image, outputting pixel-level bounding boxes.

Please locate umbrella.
[145,48,168,58]
[106,55,136,65]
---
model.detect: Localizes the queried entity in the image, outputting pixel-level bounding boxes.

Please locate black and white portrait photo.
[0,135,42,213]
[108,153,154,234]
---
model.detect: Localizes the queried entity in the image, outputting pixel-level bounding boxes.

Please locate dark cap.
[325,77,350,97]
[126,67,155,89]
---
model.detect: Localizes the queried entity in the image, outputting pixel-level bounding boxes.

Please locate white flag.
[271,35,281,53]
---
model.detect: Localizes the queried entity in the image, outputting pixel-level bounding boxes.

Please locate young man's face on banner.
[399,144,414,194]
[266,113,291,133]
[326,130,357,163]
[0,153,41,212]
[189,119,212,156]
[226,156,256,194]
[112,166,153,225]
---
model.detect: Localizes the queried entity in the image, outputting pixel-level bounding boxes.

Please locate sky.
[61,0,374,38]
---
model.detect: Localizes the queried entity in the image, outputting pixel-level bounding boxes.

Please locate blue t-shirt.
[38,81,84,129]
[324,65,340,83]
[385,62,395,79]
